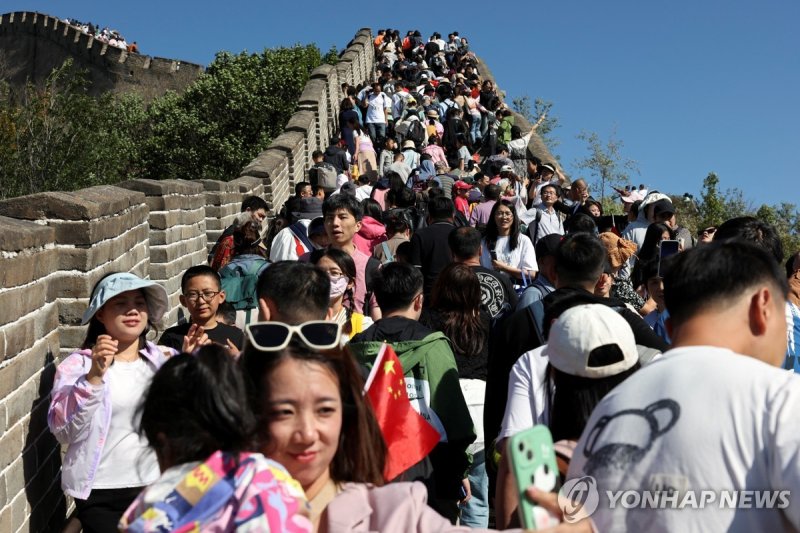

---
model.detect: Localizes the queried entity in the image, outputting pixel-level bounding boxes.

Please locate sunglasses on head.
[245,321,342,352]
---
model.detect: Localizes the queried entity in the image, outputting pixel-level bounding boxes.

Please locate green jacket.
[350,332,476,492]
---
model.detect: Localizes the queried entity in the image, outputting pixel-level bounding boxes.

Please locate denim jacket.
[47,341,173,499]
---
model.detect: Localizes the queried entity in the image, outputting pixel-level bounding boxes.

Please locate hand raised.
[87,334,117,384]
[182,324,211,353]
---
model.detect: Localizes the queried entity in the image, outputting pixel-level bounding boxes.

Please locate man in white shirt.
[364,82,392,143]
[566,240,799,532]
[521,183,564,244]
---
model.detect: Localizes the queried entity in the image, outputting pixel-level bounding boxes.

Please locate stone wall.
[0,177,263,532]
[0,27,375,532]
[239,28,374,215]
[0,12,203,101]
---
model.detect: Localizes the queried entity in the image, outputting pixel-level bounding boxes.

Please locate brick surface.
[0,216,54,255]
[0,281,47,328]
[0,247,58,292]
[0,332,58,400]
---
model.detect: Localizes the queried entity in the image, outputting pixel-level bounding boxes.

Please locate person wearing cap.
[598,232,647,314]
[269,197,325,262]
[48,272,195,532]
[565,241,800,532]
[401,139,420,170]
[494,303,644,528]
[453,180,473,218]
[652,197,695,251]
[422,134,447,165]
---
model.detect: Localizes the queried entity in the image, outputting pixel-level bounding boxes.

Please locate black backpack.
[406,120,426,145]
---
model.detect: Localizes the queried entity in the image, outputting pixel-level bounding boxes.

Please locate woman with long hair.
[480,199,538,282]
[120,346,312,531]
[310,248,372,339]
[421,263,491,527]
[339,97,361,155]
[239,328,538,531]
[352,119,378,181]
[630,222,675,289]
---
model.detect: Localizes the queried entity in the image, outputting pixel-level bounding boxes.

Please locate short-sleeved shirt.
[366,93,392,124]
[159,322,244,352]
[480,234,538,274]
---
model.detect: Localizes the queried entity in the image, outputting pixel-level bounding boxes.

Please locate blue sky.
[16,0,799,207]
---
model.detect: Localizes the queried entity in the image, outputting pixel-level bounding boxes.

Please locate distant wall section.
[0,12,203,100]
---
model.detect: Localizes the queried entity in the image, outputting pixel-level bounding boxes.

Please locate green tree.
[574,128,638,202]
[135,44,325,181]
[0,60,146,199]
[510,95,560,150]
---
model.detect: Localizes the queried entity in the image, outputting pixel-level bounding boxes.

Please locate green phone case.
[508,425,560,530]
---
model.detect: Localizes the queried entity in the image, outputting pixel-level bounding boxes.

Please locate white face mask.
[329,275,349,299]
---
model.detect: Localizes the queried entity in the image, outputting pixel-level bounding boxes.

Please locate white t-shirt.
[92,357,160,489]
[366,93,392,124]
[480,234,538,273]
[498,346,551,443]
[568,346,800,532]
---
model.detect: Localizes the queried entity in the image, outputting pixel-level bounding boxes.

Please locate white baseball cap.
[543,304,639,378]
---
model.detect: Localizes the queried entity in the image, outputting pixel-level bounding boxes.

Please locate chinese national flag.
[364,343,441,481]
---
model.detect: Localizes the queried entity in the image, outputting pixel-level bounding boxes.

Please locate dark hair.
[295,181,311,196]
[715,216,784,263]
[483,184,501,201]
[485,199,521,251]
[311,248,356,319]
[548,364,640,442]
[216,301,237,325]
[81,272,155,351]
[233,220,265,257]
[312,150,324,159]
[565,213,597,235]
[430,264,486,357]
[786,252,800,279]
[630,200,642,218]
[372,262,423,314]
[323,193,363,221]
[241,195,268,213]
[555,233,606,287]
[384,209,413,236]
[631,223,675,287]
[449,226,481,260]
[391,187,416,209]
[140,346,256,468]
[428,196,455,221]
[361,198,383,221]
[664,240,788,326]
[239,340,386,485]
[181,265,221,293]
[256,261,330,323]
[340,98,354,111]
[540,183,560,198]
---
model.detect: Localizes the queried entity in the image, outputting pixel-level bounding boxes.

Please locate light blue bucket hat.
[81,272,169,325]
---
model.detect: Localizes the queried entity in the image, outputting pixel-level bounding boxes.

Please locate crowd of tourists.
[62,17,139,53]
[46,28,800,533]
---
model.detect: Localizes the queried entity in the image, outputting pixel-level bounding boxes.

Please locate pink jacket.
[353,216,387,255]
[324,482,523,532]
[422,144,448,164]
[47,342,175,499]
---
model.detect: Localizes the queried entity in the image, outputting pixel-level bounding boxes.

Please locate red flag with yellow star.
[364,343,441,481]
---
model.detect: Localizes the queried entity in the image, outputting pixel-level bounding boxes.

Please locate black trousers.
[74,487,144,533]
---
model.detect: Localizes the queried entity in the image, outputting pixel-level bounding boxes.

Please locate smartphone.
[658,239,680,277]
[508,426,561,530]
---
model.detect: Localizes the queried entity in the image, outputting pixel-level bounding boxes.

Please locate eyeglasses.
[184,291,220,302]
[496,211,514,219]
[245,321,342,352]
